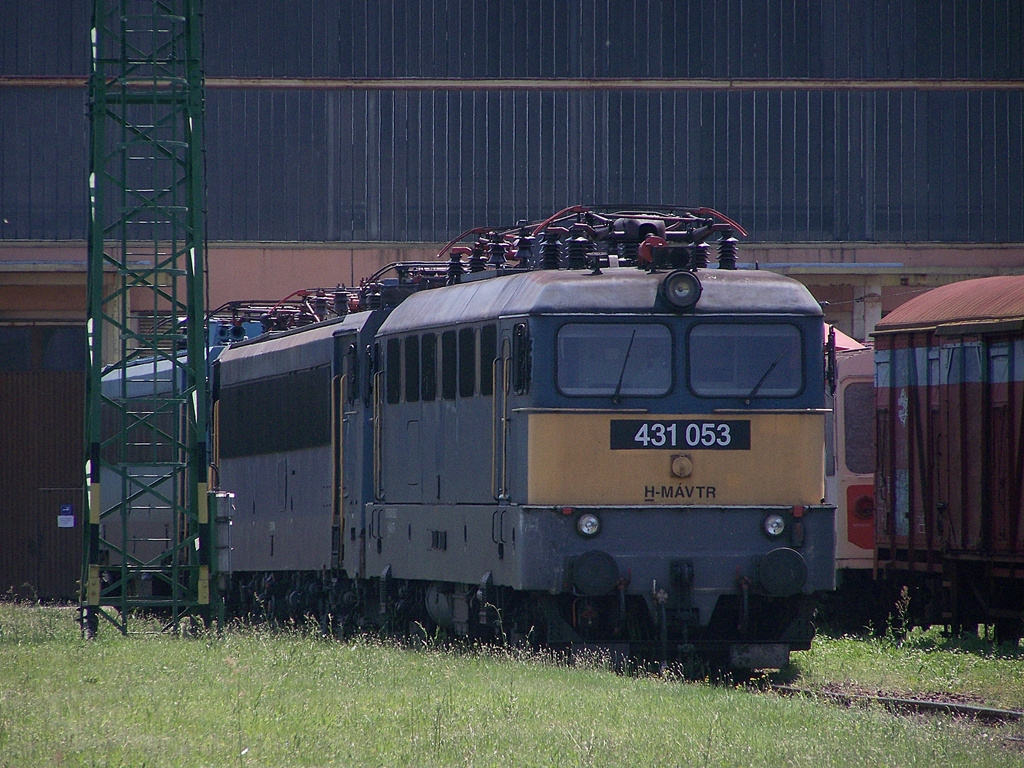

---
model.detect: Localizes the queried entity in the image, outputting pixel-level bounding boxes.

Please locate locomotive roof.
[216,312,368,385]
[378,266,821,334]
[874,275,1024,335]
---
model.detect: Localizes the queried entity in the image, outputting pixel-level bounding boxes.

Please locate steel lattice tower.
[82,0,211,634]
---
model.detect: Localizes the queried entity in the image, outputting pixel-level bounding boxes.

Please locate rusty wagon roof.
[874,275,1024,334]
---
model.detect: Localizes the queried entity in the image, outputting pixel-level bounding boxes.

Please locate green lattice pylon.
[82,0,212,635]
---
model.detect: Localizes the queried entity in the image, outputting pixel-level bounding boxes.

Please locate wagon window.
[556,323,671,396]
[843,381,875,474]
[689,323,802,397]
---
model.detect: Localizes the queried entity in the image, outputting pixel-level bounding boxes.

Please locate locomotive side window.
[843,381,875,474]
[458,327,476,397]
[480,324,497,397]
[689,323,802,397]
[556,323,671,396]
[219,365,331,458]
[421,332,436,401]
[345,343,359,404]
[512,322,530,394]
[404,335,420,402]
[441,331,457,400]
[386,337,401,404]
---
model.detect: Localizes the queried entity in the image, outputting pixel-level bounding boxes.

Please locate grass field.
[1,602,1022,767]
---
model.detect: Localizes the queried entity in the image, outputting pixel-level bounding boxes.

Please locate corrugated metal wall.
[201,0,1023,80]
[1,0,1021,243]
[11,0,1009,81]
[0,88,90,240]
[202,87,1024,243]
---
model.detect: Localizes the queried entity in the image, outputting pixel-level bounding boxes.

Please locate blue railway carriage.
[212,207,835,668]
[213,309,384,617]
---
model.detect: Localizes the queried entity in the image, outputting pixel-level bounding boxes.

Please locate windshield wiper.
[743,349,788,405]
[611,330,638,405]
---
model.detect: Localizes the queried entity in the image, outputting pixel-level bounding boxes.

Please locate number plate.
[609,419,751,450]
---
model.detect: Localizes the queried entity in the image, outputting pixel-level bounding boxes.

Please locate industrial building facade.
[2,1,1022,245]
[1,0,1022,598]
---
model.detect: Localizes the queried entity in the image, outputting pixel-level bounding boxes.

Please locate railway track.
[770,684,1024,724]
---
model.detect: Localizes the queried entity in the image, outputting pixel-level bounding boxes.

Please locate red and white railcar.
[873,275,1024,641]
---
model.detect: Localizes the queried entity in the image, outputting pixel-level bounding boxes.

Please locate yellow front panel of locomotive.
[525,411,825,506]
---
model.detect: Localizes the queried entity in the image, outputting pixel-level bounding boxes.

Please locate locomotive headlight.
[576,513,601,537]
[763,514,786,537]
[661,270,702,310]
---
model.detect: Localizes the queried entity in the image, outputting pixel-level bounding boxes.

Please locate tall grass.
[0,603,1021,767]
[792,626,1024,711]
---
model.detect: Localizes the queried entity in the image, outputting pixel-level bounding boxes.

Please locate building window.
[0,326,85,371]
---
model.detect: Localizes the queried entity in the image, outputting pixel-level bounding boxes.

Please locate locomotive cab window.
[556,323,671,397]
[689,323,802,398]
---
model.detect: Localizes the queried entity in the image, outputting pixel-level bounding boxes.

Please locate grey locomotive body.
[213,208,836,667]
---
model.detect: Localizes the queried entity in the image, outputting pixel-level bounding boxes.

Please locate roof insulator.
[446,248,468,285]
[542,227,565,270]
[692,242,710,269]
[468,241,487,272]
[567,232,590,270]
[717,235,738,270]
[486,239,508,269]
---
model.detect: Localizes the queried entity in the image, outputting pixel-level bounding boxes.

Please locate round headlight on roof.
[662,270,703,310]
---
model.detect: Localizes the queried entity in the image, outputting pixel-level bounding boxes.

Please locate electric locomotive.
[212,206,836,668]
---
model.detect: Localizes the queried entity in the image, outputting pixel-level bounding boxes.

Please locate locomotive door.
[492,331,511,501]
[834,350,875,567]
[334,332,361,576]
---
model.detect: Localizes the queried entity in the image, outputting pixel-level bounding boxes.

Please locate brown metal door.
[0,371,84,600]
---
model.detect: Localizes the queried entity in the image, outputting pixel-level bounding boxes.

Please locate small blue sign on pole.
[58,504,75,529]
